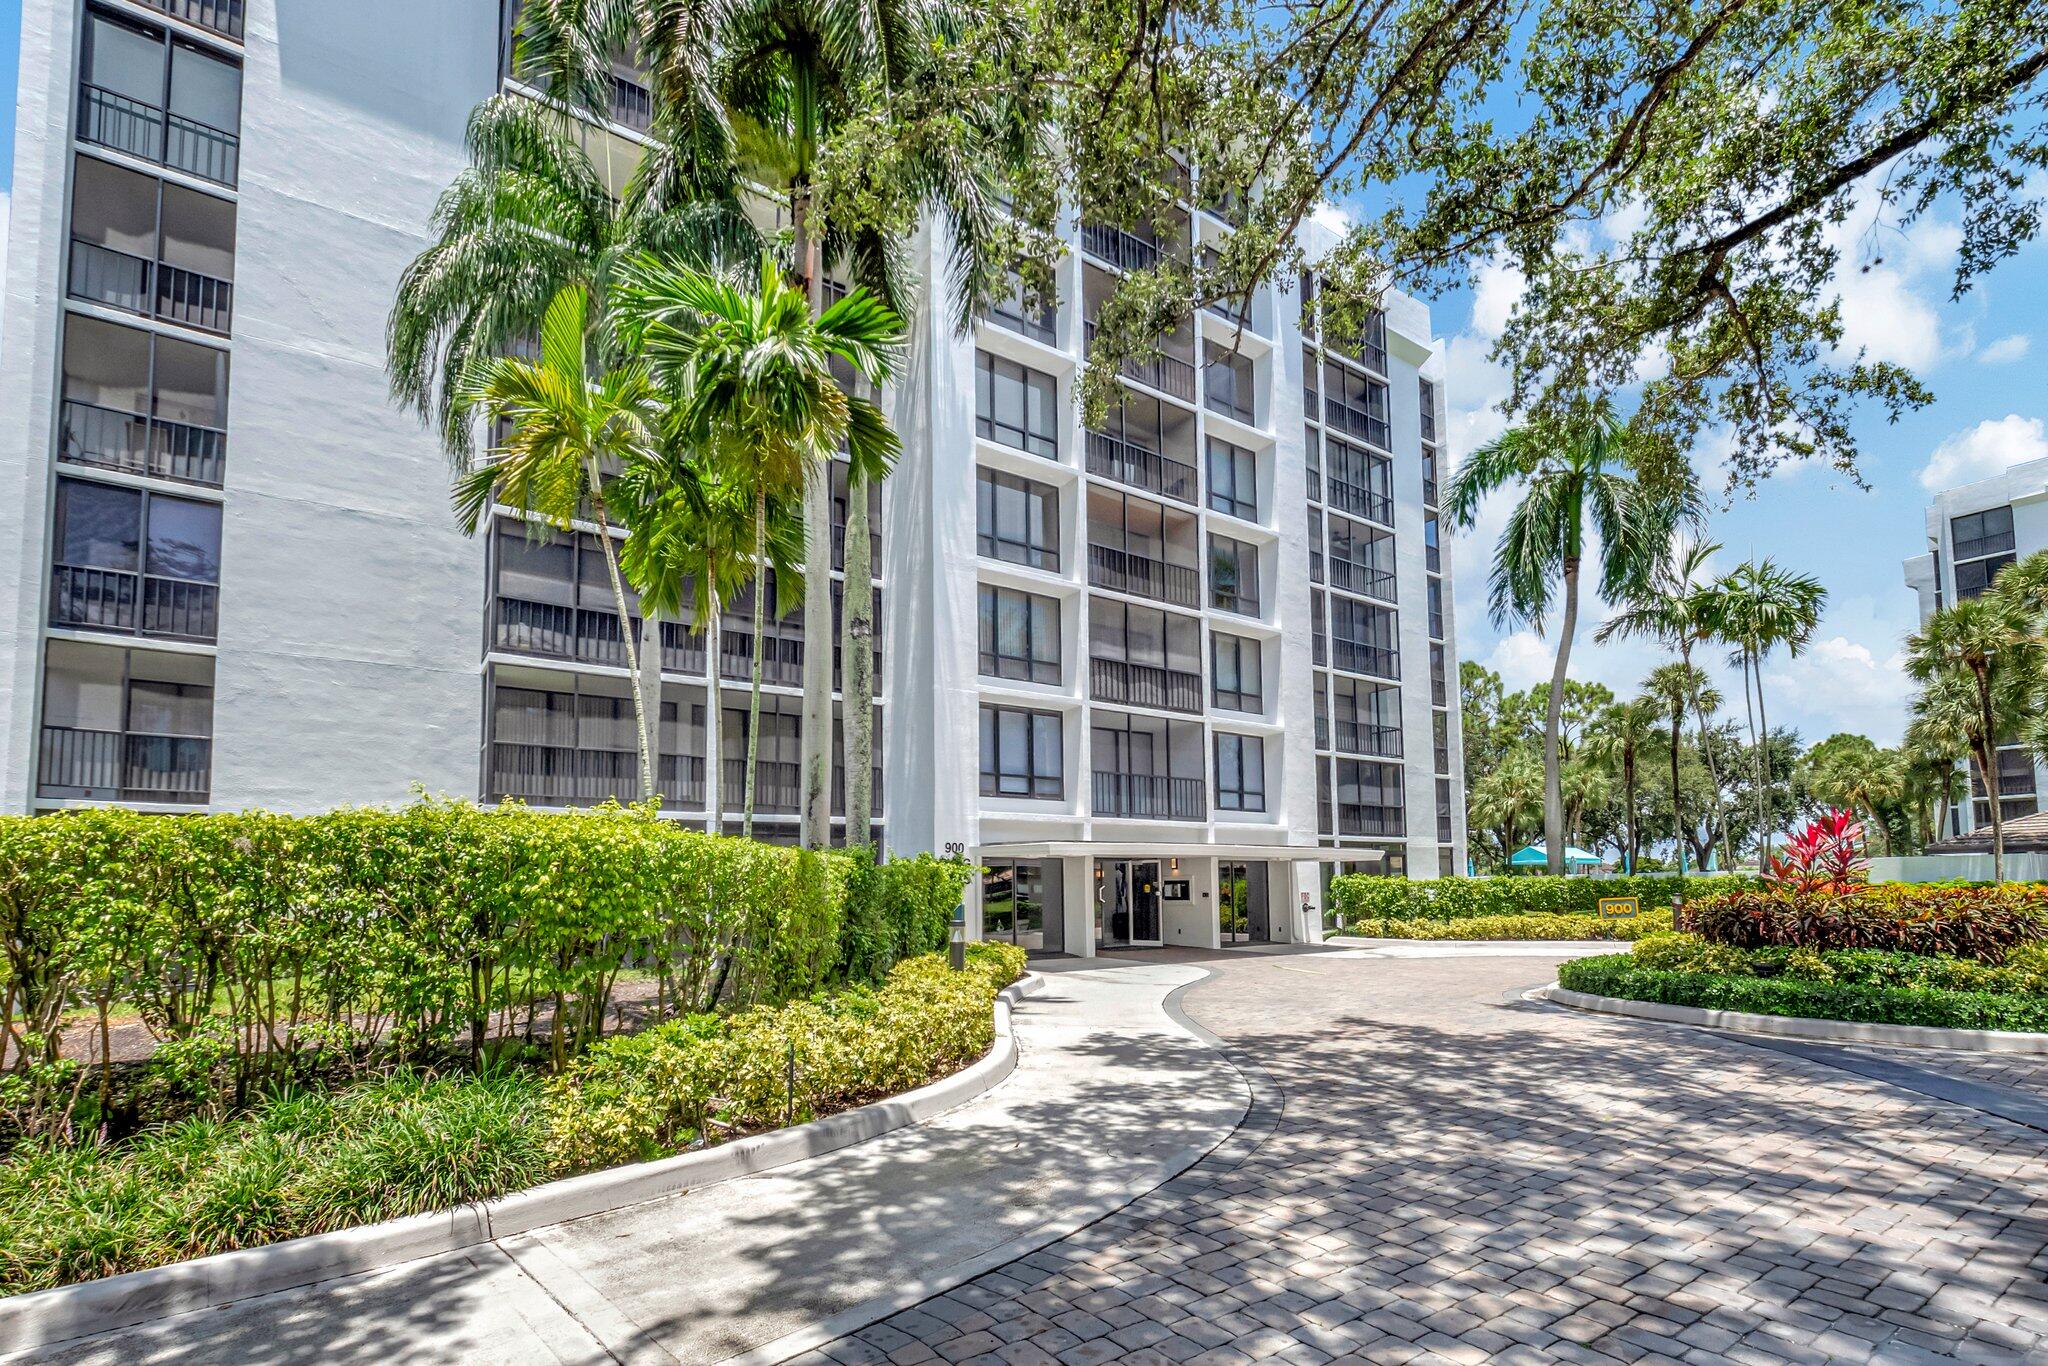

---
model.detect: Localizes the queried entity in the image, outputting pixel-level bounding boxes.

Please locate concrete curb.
[0,973,1047,1358]
[1530,982,2048,1054]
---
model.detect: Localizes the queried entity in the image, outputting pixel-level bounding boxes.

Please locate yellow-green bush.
[1340,909,1674,941]
[1328,874,1756,926]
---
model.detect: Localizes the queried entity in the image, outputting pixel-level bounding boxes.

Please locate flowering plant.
[1762,808,1868,894]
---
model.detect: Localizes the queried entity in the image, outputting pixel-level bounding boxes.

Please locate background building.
[0,0,1466,952]
[1902,451,2048,838]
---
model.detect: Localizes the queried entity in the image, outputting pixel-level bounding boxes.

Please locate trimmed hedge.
[1558,952,2048,1033]
[0,948,1022,1295]
[1689,883,2048,962]
[1339,909,1675,941]
[1328,874,1757,926]
[0,803,973,1126]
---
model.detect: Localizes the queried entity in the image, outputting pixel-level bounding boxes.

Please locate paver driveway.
[807,947,2048,1366]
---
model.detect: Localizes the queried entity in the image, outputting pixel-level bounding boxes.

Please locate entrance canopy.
[978,841,1373,862]
[1509,843,1602,868]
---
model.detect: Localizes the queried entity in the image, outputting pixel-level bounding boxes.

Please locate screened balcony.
[1334,758,1405,836]
[50,477,220,642]
[1322,361,1390,447]
[485,673,706,809]
[69,155,236,335]
[1330,597,1400,681]
[1084,265,1196,401]
[1327,515,1396,601]
[1091,715,1205,821]
[1319,676,1404,758]
[38,639,212,803]
[1085,388,1197,503]
[1079,206,1189,274]
[79,7,242,186]
[137,0,244,40]
[489,519,646,670]
[59,314,227,487]
[1087,488,1200,609]
[1325,436,1394,525]
[1089,601,1202,714]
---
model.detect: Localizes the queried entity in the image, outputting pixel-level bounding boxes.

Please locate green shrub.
[1340,909,1674,941]
[1558,953,2048,1033]
[1688,882,2048,962]
[1329,874,1757,925]
[1623,932,2048,996]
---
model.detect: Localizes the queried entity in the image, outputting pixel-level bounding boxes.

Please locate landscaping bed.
[1340,909,1674,941]
[1327,873,1755,930]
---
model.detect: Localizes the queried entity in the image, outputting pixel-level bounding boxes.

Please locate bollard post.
[950,903,967,971]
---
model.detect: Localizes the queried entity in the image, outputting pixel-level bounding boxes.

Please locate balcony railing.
[1087,543,1200,609]
[720,630,804,686]
[1326,477,1394,526]
[1081,224,1164,273]
[724,758,801,815]
[1329,559,1395,601]
[1324,398,1389,449]
[1334,721,1403,758]
[1091,771,1205,821]
[493,596,637,669]
[58,400,227,488]
[138,0,245,38]
[69,240,234,334]
[39,724,210,802]
[610,71,653,131]
[1337,803,1405,837]
[51,564,218,642]
[1084,322,1195,400]
[1089,657,1202,713]
[1331,640,1399,680]
[1085,431,1196,504]
[79,84,239,186]
[660,620,707,675]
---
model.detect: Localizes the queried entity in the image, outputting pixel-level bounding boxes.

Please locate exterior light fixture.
[950,903,967,970]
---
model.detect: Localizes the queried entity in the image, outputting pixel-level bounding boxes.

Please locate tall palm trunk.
[1541,559,1581,875]
[1668,709,1687,878]
[1622,744,1638,873]
[744,486,768,839]
[587,461,654,800]
[792,181,836,851]
[1972,662,2006,883]
[1680,639,1735,871]
[640,610,664,806]
[843,456,875,849]
[1755,654,1775,862]
[1737,646,1762,864]
[704,578,723,836]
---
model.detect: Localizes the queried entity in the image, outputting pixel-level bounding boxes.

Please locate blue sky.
[0,1,2037,748]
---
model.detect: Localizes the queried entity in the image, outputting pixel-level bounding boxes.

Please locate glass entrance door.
[1218,861,1270,943]
[1096,859,1163,947]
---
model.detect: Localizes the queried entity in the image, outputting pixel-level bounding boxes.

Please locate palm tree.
[1442,413,1701,874]
[1598,537,1737,869]
[454,285,665,797]
[1905,595,2041,882]
[1645,663,1717,875]
[1905,680,1974,846]
[1704,558,1825,862]
[1584,697,1662,872]
[613,251,904,835]
[1470,750,1544,872]
[1799,734,1906,855]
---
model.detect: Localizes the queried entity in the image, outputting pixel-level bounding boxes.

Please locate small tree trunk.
[1755,653,1776,863]
[745,486,768,839]
[641,608,665,808]
[843,458,876,851]
[704,586,723,836]
[587,467,655,801]
[1623,749,1638,873]
[1669,713,1687,878]
[1974,663,2006,884]
[792,186,835,851]
[1542,561,1580,875]
[1681,640,1735,871]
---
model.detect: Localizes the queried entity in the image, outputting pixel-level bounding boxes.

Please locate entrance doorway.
[1095,859,1162,947]
[1218,861,1270,943]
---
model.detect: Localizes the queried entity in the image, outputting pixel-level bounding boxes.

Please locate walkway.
[13,959,1247,1366]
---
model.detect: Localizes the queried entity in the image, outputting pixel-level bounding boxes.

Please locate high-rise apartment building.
[0,1,1466,954]
[1903,453,2048,838]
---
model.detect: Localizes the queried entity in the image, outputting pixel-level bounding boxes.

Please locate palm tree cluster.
[1903,550,2048,882]
[388,0,1040,846]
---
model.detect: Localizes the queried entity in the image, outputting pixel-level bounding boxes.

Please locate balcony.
[660,620,707,675]
[1081,224,1164,273]
[70,240,234,334]
[1326,476,1393,526]
[59,400,225,487]
[492,596,638,670]
[137,0,244,38]
[720,629,804,687]
[79,83,240,187]
[1329,559,1395,601]
[1090,657,1202,713]
[40,724,211,803]
[51,564,218,642]
[1087,544,1200,609]
[1334,721,1403,759]
[1091,772,1205,821]
[609,70,653,132]
[1331,640,1399,680]
[1336,803,1405,837]
[489,742,661,807]
[724,758,801,816]
[1086,430,1196,505]
[1083,319,1196,402]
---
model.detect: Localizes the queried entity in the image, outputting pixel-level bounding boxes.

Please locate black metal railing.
[719,630,804,686]
[1335,721,1403,758]
[50,564,218,641]
[155,261,234,333]
[1324,398,1388,448]
[1326,477,1394,526]
[1080,224,1163,272]
[69,240,233,334]
[153,416,228,486]
[79,83,165,163]
[1331,640,1400,680]
[723,758,801,815]
[1337,803,1405,837]
[1089,657,1203,713]
[1087,543,1201,609]
[492,596,638,669]
[1091,771,1205,821]
[1329,559,1395,600]
[165,110,240,186]
[39,725,210,802]
[832,766,886,818]
[1085,430,1196,504]
[139,0,245,38]
[1083,322,1195,400]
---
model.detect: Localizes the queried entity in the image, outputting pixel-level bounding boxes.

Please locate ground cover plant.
[1328,874,1755,927]
[0,945,1024,1295]
[1339,910,1675,942]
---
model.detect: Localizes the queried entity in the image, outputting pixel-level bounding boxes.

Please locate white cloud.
[1307,202,1353,237]
[1918,414,2048,490]
[1484,631,1557,691]
[1823,197,1970,371]
[1761,636,1912,746]
[1979,333,2030,365]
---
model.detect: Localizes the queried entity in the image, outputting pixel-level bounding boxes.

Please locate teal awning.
[1509,843,1603,867]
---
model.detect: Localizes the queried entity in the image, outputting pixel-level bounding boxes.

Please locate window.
[1325,437,1392,524]
[1207,438,1258,521]
[975,350,1057,458]
[1437,777,1454,842]
[1335,758,1404,836]
[1952,506,2016,562]
[1422,446,1438,507]
[1212,632,1263,712]
[68,154,237,333]
[1419,378,1438,442]
[38,638,214,803]
[982,860,1065,951]
[1091,601,1201,710]
[80,8,242,186]
[1307,506,1324,584]
[50,476,221,641]
[986,268,1056,345]
[1215,733,1266,811]
[1328,514,1395,600]
[1305,425,1322,496]
[976,467,1060,569]
[1428,578,1445,641]
[60,310,230,487]
[1956,554,2016,599]
[1425,516,1441,573]
[1209,535,1260,616]
[1322,363,1389,447]
[978,584,1061,684]
[1203,344,1254,424]
[1328,308,1387,374]
[1328,676,1402,757]
[1431,642,1448,706]
[1331,597,1398,678]
[980,705,1064,798]
[1302,346,1321,418]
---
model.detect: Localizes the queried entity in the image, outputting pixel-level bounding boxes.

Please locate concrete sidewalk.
[13,959,1248,1366]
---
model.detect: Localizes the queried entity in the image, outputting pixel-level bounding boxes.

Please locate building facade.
[1902,453,2048,837]
[0,0,1467,954]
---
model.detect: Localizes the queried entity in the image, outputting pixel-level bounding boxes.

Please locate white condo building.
[1903,452,2048,837]
[0,0,1467,955]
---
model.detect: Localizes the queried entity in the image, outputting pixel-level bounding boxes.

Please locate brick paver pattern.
[794,952,2048,1365]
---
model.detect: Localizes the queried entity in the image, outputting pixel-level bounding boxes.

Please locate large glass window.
[1207,438,1259,521]
[1209,535,1260,616]
[981,860,1065,952]
[976,468,1061,569]
[975,350,1058,458]
[80,8,242,185]
[980,704,1064,799]
[978,584,1061,684]
[1211,632,1263,713]
[1331,596,1399,678]
[50,477,220,641]
[1952,506,2017,599]
[1215,733,1267,812]
[1325,437,1392,524]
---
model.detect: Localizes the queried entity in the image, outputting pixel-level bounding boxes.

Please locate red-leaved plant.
[1762,808,1868,894]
